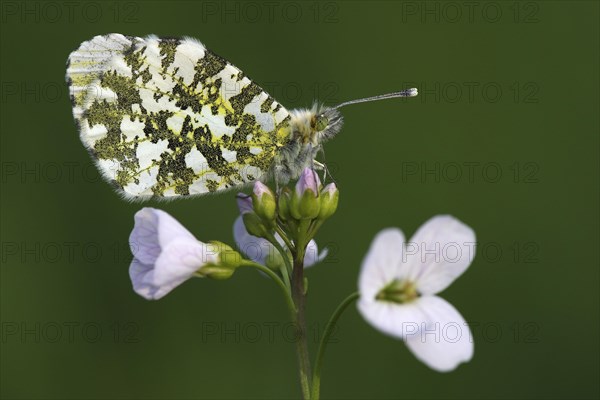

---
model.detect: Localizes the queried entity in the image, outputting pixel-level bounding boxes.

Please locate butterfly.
[66,34,417,200]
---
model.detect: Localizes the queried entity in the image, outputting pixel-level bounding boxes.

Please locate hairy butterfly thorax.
[273,105,344,184]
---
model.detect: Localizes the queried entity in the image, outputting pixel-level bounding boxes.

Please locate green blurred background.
[1,1,598,399]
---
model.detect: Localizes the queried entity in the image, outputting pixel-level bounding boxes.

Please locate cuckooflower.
[358,215,476,372]
[129,208,221,300]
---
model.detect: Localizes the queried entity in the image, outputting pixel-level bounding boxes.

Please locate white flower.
[358,215,476,372]
[129,208,219,300]
[233,216,327,268]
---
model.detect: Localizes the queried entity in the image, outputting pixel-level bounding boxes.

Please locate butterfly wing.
[66,34,291,199]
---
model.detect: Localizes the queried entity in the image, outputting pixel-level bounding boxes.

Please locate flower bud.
[318,183,339,220]
[242,212,270,239]
[251,181,277,224]
[296,167,322,196]
[199,264,235,280]
[278,187,292,221]
[290,168,322,220]
[197,241,242,280]
[264,246,287,272]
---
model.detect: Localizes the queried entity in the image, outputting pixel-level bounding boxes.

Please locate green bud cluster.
[241,169,339,244]
[235,168,339,282]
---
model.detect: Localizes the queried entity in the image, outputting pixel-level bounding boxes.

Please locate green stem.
[310,292,360,400]
[269,238,293,289]
[275,224,295,252]
[240,260,296,315]
[292,244,312,399]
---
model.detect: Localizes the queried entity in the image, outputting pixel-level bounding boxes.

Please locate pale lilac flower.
[358,215,476,372]
[129,208,219,300]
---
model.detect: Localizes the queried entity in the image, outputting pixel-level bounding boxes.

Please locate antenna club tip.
[406,88,418,97]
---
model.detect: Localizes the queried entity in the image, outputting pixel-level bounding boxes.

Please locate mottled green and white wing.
[66,34,291,199]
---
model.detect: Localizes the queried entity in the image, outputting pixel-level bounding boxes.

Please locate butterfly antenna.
[334,88,418,109]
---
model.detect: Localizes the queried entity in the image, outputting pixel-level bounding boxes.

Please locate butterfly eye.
[315,115,328,131]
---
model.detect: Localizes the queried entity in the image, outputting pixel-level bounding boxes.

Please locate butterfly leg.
[313,160,337,186]
[315,146,335,184]
[313,160,326,171]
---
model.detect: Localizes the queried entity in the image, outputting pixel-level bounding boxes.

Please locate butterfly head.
[289,105,343,147]
[312,105,344,144]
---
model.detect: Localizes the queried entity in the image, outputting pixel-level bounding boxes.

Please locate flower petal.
[129,238,214,300]
[152,239,216,286]
[359,228,406,300]
[404,296,474,372]
[357,297,427,340]
[130,259,189,300]
[129,259,161,300]
[236,193,254,214]
[129,208,196,265]
[303,240,328,268]
[233,216,274,265]
[404,215,476,295]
